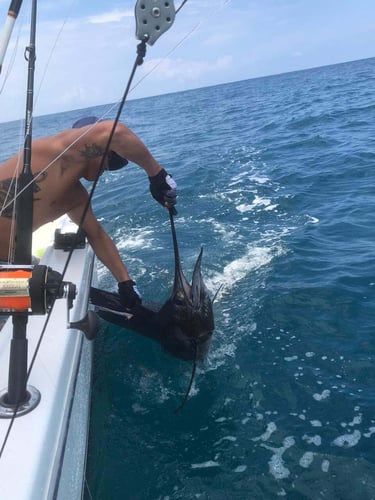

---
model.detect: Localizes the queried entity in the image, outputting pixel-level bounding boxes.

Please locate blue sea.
[2,57,375,499]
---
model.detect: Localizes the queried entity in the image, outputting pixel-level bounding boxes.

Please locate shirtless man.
[0,116,177,310]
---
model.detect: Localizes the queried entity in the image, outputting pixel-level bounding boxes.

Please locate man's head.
[72,116,128,171]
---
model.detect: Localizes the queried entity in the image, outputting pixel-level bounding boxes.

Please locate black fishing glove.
[118,280,142,310]
[149,169,177,210]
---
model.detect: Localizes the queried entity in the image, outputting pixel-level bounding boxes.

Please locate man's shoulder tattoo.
[33,171,47,201]
[0,178,16,218]
[0,172,48,218]
[79,143,105,160]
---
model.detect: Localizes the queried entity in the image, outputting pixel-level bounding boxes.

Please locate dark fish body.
[90,248,214,361]
[158,248,214,360]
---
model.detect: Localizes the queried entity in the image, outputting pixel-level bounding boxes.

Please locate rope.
[176,0,189,14]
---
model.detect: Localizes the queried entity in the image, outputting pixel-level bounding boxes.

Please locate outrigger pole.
[0,0,23,74]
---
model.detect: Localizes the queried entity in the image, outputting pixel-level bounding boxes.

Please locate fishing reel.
[0,265,71,314]
[0,265,97,339]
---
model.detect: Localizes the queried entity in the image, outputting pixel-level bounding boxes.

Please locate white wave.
[191,461,220,469]
[116,229,154,250]
[234,465,247,473]
[228,171,250,186]
[299,452,314,468]
[321,460,330,472]
[262,436,295,480]
[284,356,298,362]
[313,389,331,401]
[305,215,319,224]
[302,434,322,446]
[332,430,361,448]
[310,420,322,427]
[249,174,270,185]
[211,220,237,241]
[236,195,277,213]
[214,436,237,446]
[206,245,282,294]
[347,414,362,427]
[364,427,375,438]
[252,422,277,442]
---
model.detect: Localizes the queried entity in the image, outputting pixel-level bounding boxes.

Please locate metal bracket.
[135,0,176,46]
[0,386,41,419]
[69,310,99,341]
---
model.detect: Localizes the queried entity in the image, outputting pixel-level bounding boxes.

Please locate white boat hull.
[0,218,96,499]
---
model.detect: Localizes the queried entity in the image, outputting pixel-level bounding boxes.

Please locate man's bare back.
[0,129,99,260]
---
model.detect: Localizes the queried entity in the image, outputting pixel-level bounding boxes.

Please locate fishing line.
[0,129,24,263]
[84,478,94,500]
[0,35,20,95]
[33,0,79,109]
[130,22,200,94]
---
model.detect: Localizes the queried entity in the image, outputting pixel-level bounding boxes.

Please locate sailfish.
[90,212,215,362]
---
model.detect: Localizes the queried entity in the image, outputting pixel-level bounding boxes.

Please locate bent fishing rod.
[0,0,189,459]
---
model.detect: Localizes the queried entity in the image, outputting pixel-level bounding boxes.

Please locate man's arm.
[109,121,162,177]
[109,122,178,211]
[64,121,177,211]
[67,187,131,283]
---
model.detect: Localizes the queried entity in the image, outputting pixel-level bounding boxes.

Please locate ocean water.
[1,57,375,499]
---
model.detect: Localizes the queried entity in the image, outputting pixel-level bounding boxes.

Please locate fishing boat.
[0,217,97,499]
[0,1,179,497]
[0,0,97,495]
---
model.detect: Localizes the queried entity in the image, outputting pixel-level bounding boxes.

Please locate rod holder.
[0,385,41,419]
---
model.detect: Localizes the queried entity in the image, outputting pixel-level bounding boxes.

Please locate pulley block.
[135,0,176,45]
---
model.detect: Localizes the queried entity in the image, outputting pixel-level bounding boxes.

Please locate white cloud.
[140,55,233,82]
[87,9,133,24]
[202,32,236,48]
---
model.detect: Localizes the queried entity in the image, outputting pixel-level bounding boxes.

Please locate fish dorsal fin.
[172,260,191,300]
[191,247,205,308]
[169,209,191,300]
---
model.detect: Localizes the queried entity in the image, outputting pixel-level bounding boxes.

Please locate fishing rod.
[0,0,189,455]
[0,0,22,74]
[0,0,77,430]
[0,0,89,456]
[4,0,36,410]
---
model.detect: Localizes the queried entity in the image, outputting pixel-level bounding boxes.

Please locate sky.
[0,0,374,123]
